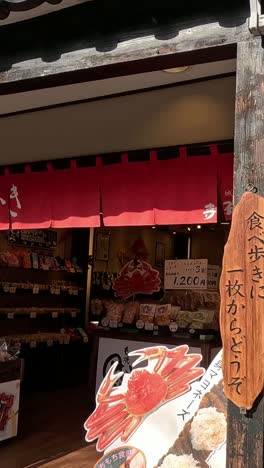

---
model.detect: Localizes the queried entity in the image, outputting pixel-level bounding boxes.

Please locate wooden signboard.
[220,192,264,410]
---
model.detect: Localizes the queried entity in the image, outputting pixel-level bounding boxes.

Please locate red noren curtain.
[101,154,156,226]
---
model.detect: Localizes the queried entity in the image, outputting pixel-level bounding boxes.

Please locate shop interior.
[0,62,235,467]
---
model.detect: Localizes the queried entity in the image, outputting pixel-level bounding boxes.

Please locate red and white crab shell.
[84,345,205,451]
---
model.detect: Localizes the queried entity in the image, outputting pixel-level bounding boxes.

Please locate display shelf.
[0,307,81,318]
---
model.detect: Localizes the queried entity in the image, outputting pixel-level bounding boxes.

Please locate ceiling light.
[197,225,201,229]
[173,231,177,235]
[152,226,156,230]
[187,227,191,232]
[163,66,189,74]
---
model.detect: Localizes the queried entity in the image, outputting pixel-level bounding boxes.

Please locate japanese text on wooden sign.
[220,192,264,410]
[164,259,208,290]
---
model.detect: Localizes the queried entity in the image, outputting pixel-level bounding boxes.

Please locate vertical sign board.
[220,192,264,409]
[164,259,208,290]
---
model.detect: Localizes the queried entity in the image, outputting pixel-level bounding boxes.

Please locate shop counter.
[87,329,221,411]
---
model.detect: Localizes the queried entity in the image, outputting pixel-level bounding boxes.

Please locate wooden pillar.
[227,36,264,468]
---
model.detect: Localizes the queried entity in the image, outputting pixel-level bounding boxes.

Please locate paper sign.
[33,286,39,294]
[7,312,14,319]
[30,312,37,319]
[52,312,58,319]
[165,259,208,290]
[208,265,221,290]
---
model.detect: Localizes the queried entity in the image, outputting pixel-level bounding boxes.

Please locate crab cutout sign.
[113,258,161,299]
[84,345,205,451]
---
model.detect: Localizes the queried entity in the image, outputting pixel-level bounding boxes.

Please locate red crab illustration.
[84,345,204,451]
[0,392,14,431]
[113,257,161,299]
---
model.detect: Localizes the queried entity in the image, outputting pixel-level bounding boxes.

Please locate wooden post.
[227,36,264,468]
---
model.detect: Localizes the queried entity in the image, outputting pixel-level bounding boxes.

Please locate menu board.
[164,259,208,290]
[8,230,57,249]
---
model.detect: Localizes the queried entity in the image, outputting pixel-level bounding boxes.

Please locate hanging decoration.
[113,258,161,299]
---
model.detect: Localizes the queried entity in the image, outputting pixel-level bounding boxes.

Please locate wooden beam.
[229,36,264,468]
[0,2,249,92]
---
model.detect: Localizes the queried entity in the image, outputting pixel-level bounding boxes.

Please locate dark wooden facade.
[0,1,263,466]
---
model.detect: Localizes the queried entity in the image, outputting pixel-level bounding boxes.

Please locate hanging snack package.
[104,301,124,323]
[139,304,156,323]
[122,302,140,324]
[91,299,103,317]
[0,339,21,362]
[155,304,172,326]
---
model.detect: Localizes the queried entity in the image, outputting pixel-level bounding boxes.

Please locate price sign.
[52,311,58,319]
[145,322,154,331]
[30,312,37,319]
[33,286,39,295]
[47,340,53,347]
[30,341,37,348]
[164,259,208,290]
[109,320,118,328]
[9,286,16,294]
[71,310,77,318]
[208,265,221,290]
[7,312,14,319]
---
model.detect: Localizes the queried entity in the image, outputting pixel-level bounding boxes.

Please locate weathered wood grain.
[0,2,249,90]
[220,192,264,410]
[226,36,264,468]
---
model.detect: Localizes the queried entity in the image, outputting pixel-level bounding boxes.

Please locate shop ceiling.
[0,59,236,116]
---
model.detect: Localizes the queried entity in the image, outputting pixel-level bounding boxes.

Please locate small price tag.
[101,318,109,327]
[33,286,39,295]
[52,312,58,319]
[169,322,178,333]
[136,320,144,329]
[145,322,154,331]
[55,288,60,295]
[64,336,70,345]
[71,311,77,318]
[73,289,78,296]
[109,320,118,328]
[47,339,53,347]
[30,312,37,319]
[9,286,16,294]
[68,289,73,295]
[7,312,14,319]
[50,287,55,294]
[30,341,37,348]
[3,285,10,293]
